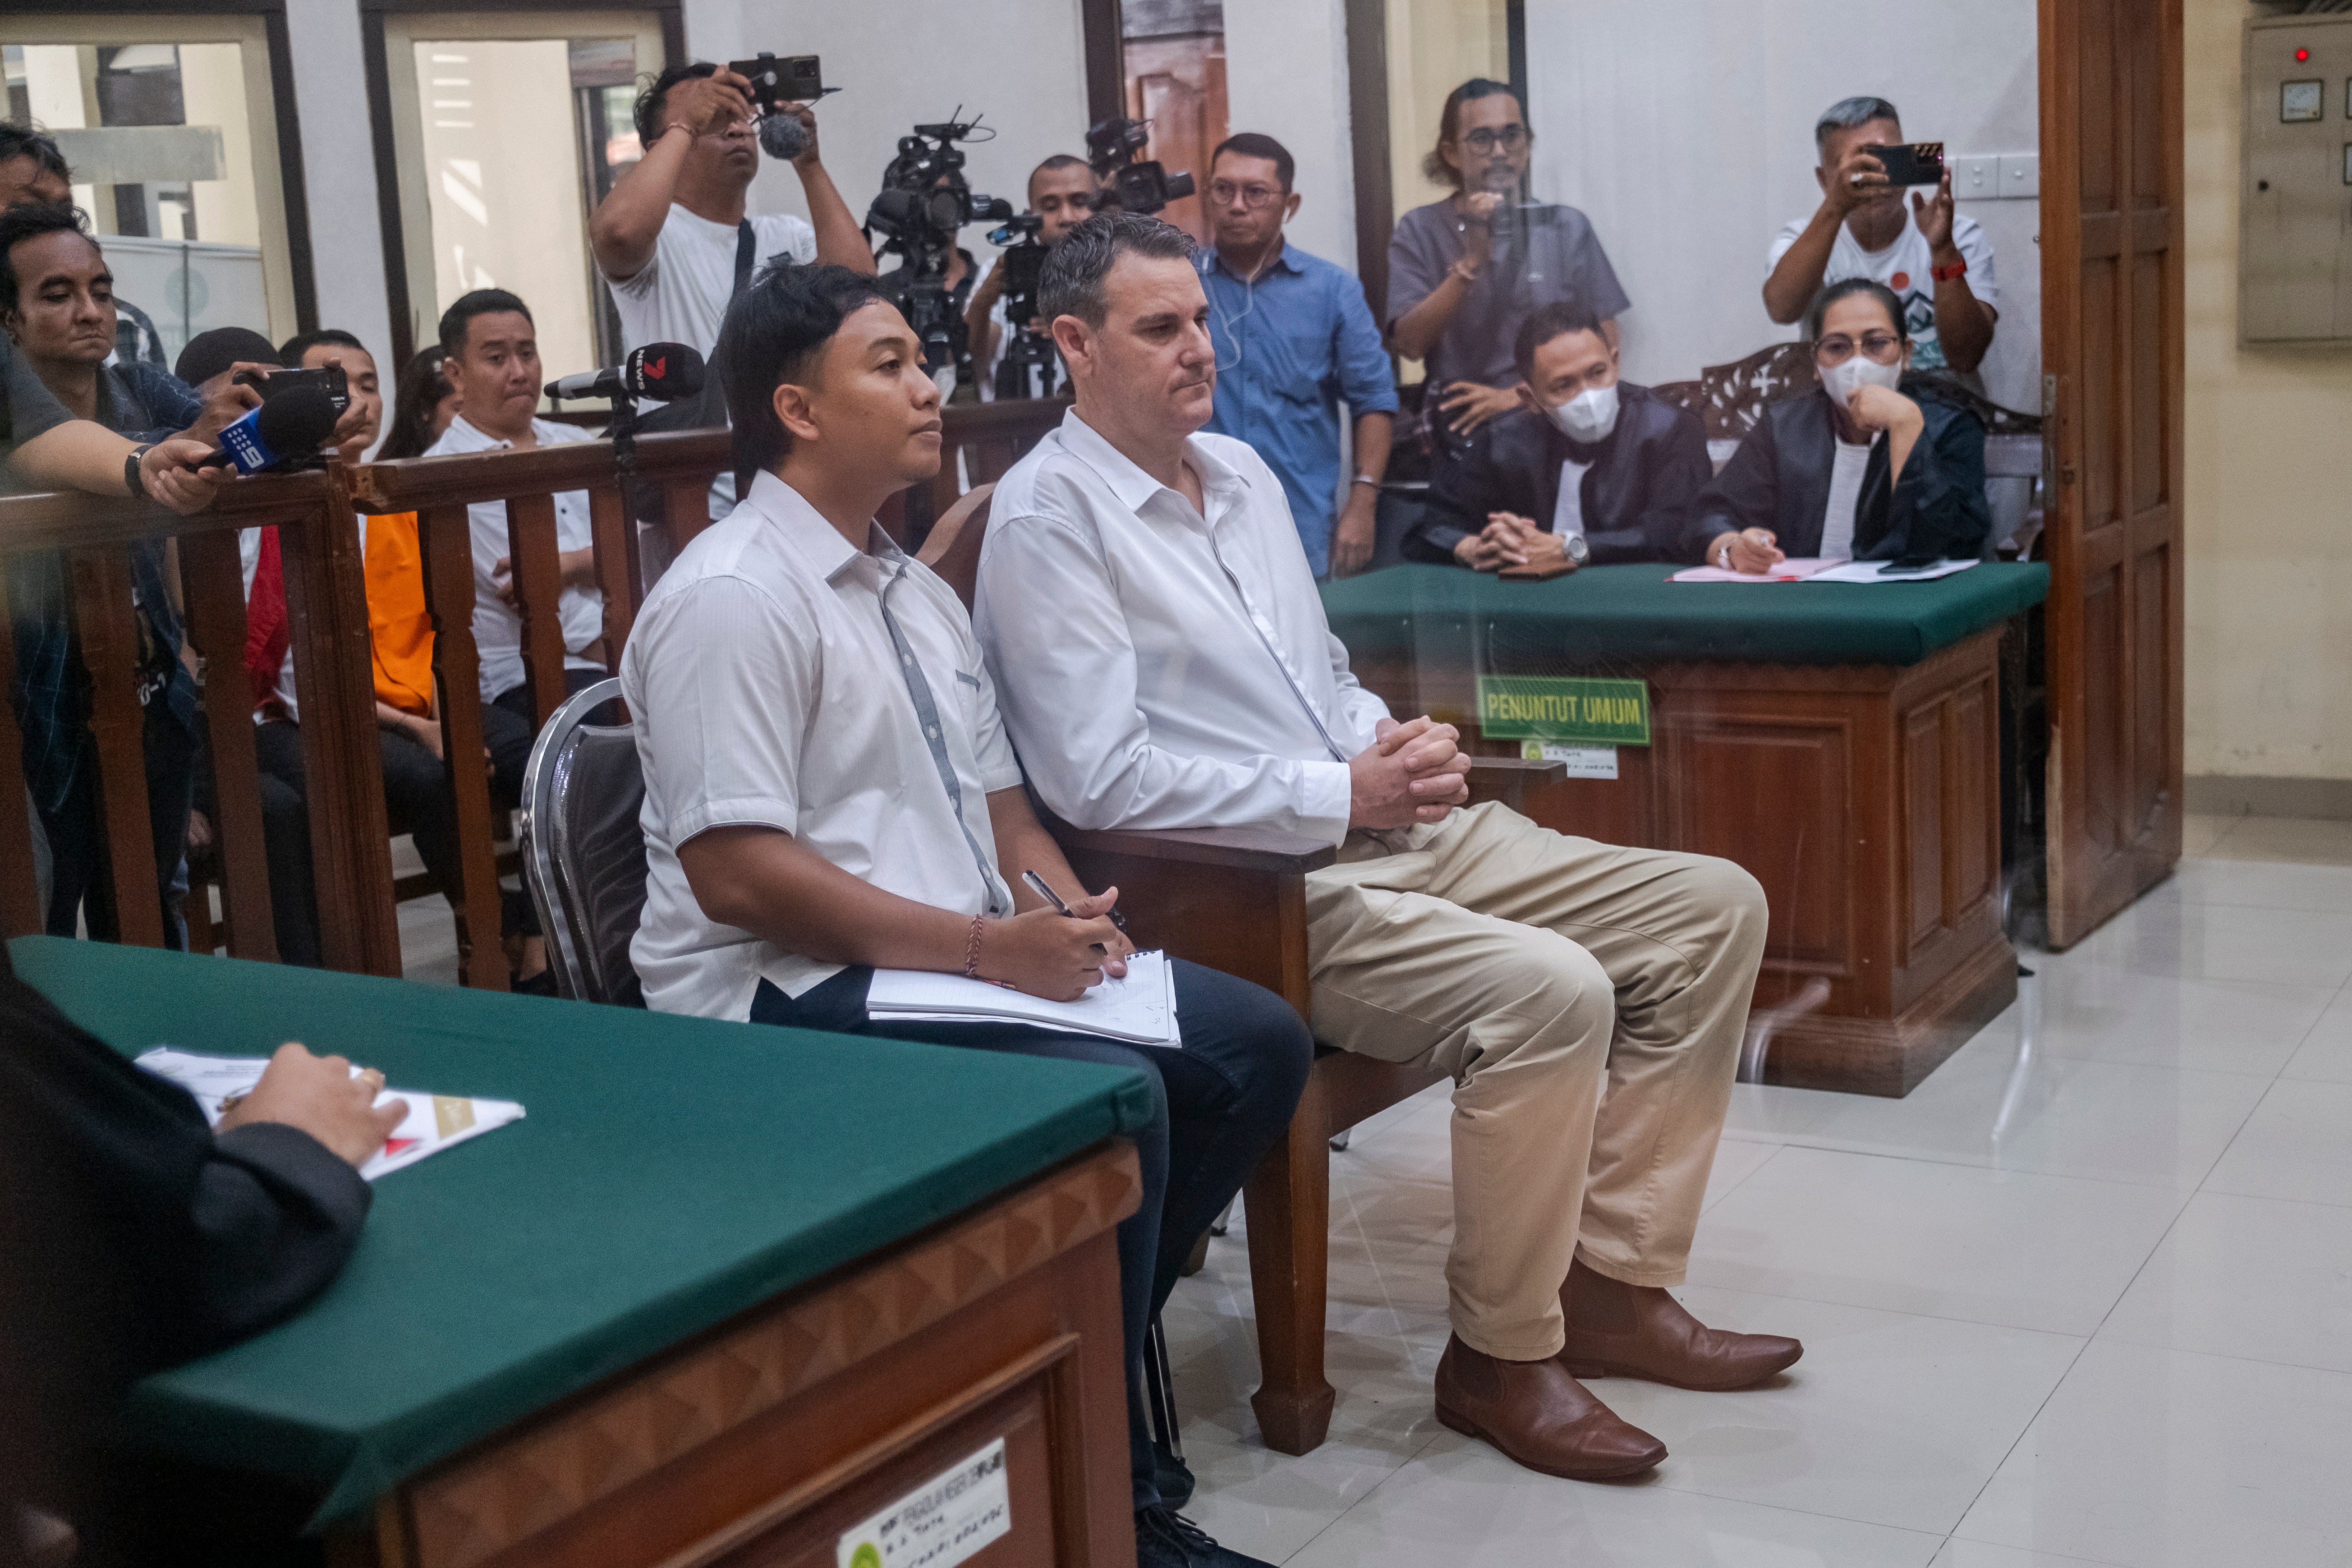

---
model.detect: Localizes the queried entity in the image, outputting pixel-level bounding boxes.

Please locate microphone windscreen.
[625,343,706,401]
[758,112,811,163]
[255,385,341,454]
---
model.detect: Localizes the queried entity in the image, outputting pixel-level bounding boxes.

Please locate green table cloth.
[8,937,1156,1526]
[1322,562,2050,667]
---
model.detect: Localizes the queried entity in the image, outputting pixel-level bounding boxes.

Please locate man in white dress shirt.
[620,261,1306,1568]
[977,213,1803,1484]
[425,289,619,989]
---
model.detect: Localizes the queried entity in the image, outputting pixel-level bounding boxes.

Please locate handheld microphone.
[543,342,706,403]
[203,386,340,474]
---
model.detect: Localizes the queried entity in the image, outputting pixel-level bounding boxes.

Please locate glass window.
[381,11,662,390]
[1383,0,1516,383]
[2,21,294,365]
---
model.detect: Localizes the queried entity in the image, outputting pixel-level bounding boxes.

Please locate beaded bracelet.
[964,913,986,979]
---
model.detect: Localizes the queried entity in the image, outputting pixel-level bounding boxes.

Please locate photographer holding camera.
[591,61,875,368]
[1762,96,1997,377]
[964,154,1101,397]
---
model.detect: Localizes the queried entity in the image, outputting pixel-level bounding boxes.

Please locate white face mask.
[1820,354,1903,407]
[1544,382,1620,444]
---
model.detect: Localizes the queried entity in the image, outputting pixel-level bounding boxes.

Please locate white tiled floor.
[1160,812,2352,1566]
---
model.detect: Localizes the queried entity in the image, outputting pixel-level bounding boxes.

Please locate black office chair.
[519,678,648,1008]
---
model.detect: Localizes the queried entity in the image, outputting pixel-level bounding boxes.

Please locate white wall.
[1523,0,2041,411]
[689,0,1092,268]
[2182,0,2352,787]
[1222,0,1358,270]
[283,0,397,410]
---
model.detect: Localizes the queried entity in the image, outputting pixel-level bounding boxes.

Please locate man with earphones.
[1407,302,1709,570]
[1195,133,1396,579]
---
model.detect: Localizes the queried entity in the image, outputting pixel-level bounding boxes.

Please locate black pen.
[1020,870,1131,940]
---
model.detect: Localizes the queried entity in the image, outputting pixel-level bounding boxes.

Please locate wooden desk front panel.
[1349,629,2014,1094]
[347,1145,1142,1568]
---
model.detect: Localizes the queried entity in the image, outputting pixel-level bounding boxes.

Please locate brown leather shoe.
[1433,1333,1668,1481]
[1558,1257,1803,1391]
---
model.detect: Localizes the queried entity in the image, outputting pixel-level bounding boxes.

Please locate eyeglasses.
[1208,179,1284,209]
[1457,125,1529,155]
[1813,331,1903,366]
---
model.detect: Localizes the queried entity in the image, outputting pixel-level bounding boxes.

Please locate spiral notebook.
[866,950,1181,1048]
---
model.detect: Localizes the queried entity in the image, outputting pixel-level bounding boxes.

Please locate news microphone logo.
[204,386,341,474]
[543,342,705,403]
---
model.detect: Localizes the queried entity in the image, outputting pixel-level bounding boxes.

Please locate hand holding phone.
[1863,141,1946,189]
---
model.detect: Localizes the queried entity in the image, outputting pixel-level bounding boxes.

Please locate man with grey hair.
[978,211,1800,1486]
[1763,95,1998,375]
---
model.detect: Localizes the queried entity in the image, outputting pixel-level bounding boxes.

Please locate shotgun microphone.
[543,342,705,403]
[201,385,341,473]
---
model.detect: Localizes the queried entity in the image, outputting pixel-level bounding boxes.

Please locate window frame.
[0,1,313,341]
[358,0,681,370]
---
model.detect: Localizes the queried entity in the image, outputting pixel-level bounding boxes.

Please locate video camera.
[867,115,1012,394]
[986,212,1058,401]
[1086,115,1194,217]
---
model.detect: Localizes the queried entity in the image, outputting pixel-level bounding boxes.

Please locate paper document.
[1669,557,1842,583]
[1671,556,1979,584]
[136,1047,526,1180]
[1805,557,1980,583]
[868,949,1181,1048]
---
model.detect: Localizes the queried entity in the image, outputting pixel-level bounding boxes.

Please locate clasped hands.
[1453,511,1566,572]
[1350,715,1472,829]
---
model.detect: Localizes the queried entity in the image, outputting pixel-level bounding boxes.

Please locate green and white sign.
[1476,675,1651,746]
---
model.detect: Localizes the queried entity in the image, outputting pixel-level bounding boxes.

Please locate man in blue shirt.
[1197,134,1397,577]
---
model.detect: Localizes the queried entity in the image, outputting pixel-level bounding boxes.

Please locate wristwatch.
[124,443,153,500]
[1932,257,1968,283]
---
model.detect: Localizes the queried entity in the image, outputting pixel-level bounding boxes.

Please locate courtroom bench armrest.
[1465,755,1567,811]
[1046,821,1338,875]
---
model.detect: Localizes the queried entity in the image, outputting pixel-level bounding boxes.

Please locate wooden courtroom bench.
[11,935,1151,1567]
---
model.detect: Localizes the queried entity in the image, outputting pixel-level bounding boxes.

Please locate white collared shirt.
[624,470,1022,1020]
[423,413,606,703]
[976,411,1392,847]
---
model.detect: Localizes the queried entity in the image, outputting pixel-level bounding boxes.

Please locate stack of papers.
[1670,557,1980,584]
[868,949,1182,1048]
[136,1047,526,1180]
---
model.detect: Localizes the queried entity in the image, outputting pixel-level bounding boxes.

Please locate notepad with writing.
[867,949,1181,1048]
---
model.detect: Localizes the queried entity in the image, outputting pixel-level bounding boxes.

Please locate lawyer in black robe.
[1680,376,1992,565]
[0,967,370,1554]
[1406,382,1711,566]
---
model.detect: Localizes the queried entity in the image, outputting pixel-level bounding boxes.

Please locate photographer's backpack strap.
[735,218,756,296]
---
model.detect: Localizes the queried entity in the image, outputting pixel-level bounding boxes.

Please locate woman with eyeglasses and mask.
[1685,278,1990,574]
[1387,78,1631,441]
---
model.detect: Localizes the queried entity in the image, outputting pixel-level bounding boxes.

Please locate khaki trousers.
[1305,801,1768,1360]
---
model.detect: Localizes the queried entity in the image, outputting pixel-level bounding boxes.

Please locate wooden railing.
[1,398,1070,989]
[340,397,1071,989]
[0,470,399,973]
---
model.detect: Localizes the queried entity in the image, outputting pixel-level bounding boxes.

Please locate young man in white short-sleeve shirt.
[620,262,1306,1568]
[1763,95,1999,376]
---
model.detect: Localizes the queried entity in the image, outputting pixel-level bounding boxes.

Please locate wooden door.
[2040,0,2185,947]
[1124,32,1228,244]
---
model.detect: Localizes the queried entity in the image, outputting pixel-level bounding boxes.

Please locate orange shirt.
[363,511,436,717]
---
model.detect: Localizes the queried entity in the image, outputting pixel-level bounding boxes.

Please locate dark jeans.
[251,720,460,967]
[751,958,1311,1511]
[39,704,195,949]
[481,669,612,811]
[482,670,612,942]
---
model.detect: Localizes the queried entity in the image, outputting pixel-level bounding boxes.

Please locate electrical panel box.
[2243,14,2352,345]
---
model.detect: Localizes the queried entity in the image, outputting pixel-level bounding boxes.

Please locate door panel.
[2041,0,2185,946]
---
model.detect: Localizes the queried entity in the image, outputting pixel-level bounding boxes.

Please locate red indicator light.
[2297,47,2311,61]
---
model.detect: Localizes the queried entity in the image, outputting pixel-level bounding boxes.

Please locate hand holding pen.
[1021,870,1136,977]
